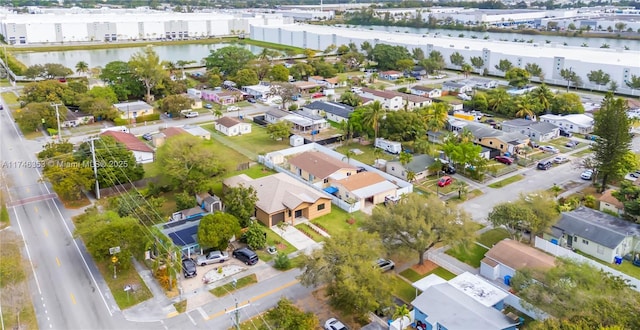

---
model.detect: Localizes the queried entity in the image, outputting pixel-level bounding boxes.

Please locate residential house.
[202,89,240,105]
[185,94,203,109]
[386,154,437,182]
[301,101,354,123]
[409,66,427,77]
[401,93,432,110]
[195,192,223,213]
[442,81,473,94]
[410,86,442,98]
[379,70,402,80]
[359,87,404,111]
[411,272,519,330]
[331,172,398,209]
[101,130,154,164]
[242,84,272,100]
[462,77,499,89]
[599,189,624,216]
[501,119,560,142]
[182,125,211,140]
[187,88,202,99]
[539,114,594,134]
[214,117,252,136]
[157,211,205,256]
[307,76,344,89]
[480,239,556,283]
[62,109,93,128]
[292,81,322,94]
[448,100,464,111]
[265,108,328,133]
[547,207,640,263]
[113,100,154,120]
[152,127,187,147]
[223,173,332,227]
[449,118,530,155]
[358,95,374,106]
[288,151,357,187]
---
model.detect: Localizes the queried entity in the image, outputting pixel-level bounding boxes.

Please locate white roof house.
[182,125,211,140]
[539,114,594,134]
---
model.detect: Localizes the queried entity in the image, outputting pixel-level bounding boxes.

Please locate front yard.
[488,174,524,188]
[202,122,292,157]
[311,208,369,237]
[255,228,298,262]
[97,261,153,309]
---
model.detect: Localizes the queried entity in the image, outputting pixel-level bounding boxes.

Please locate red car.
[312,92,324,98]
[437,176,453,187]
[495,156,513,165]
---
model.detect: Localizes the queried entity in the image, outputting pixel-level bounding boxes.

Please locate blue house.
[157,207,206,257]
[411,272,519,330]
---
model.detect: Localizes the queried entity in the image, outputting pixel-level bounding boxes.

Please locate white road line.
[186,312,197,326]
[12,207,42,295]
[196,307,208,320]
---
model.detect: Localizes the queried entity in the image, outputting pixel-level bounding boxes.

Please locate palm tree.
[487,89,510,113]
[461,63,473,78]
[413,137,436,156]
[373,147,383,164]
[424,103,449,132]
[515,96,535,119]
[75,61,89,76]
[406,170,416,182]
[176,60,196,80]
[399,151,413,166]
[164,61,177,75]
[212,108,223,119]
[530,84,553,113]
[458,128,475,143]
[342,150,355,164]
[392,304,411,330]
[362,101,385,141]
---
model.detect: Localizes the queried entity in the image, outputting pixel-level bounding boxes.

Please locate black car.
[232,247,259,265]
[182,258,197,278]
[559,129,572,137]
[142,133,153,141]
[442,163,456,175]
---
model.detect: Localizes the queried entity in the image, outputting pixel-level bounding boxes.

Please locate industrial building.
[0,8,290,44]
[251,24,640,96]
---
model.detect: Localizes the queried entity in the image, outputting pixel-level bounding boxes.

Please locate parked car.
[537,160,553,170]
[232,247,259,265]
[182,258,197,278]
[437,176,453,187]
[529,140,540,149]
[540,145,559,153]
[565,140,580,148]
[581,169,594,180]
[227,106,240,112]
[142,133,153,141]
[324,318,348,330]
[442,163,456,175]
[196,251,229,266]
[484,118,497,126]
[559,129,573,137]
[376,258,395,272]
[204,103,213,109]
[184,112,199,118]
[312,92,324,98]
[58,78,67,83]
[494,156,513,165]
[247,98,257,103]
[553,156,569,164]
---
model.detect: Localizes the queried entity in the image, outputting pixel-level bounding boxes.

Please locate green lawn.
[544,138,572,153]
[312,208,369,236]
[389,275,417,303]
[97,261,153,309]
[334,143,397,166]
[399,267,456,282]
[446,244,489,268]
[210,274,258,297]
[576,251,640,280]
[255,228,297,262]
[414,176,463,196]
[477,228,511,247]
[295,223,326,242]
[572,147,593,157]
[202,123,291,156]
[488,174,524,188]
[1,91,19,108]
[173,300,187,313]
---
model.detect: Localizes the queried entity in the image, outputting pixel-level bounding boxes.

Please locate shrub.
[113,118,128,126]
[274,252,291,270]
[135,113,161,122]
[288,104,298,111]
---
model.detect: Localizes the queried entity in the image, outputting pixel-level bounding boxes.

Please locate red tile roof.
[101,130,154,153]
[162,127,187,138]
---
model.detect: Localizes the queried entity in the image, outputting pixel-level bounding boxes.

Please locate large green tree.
[223,185,258,227]
[128,46,167,103]
[75,136,145,188]
[488,192,559,243]
[263,298,319,330]
[269,64,290,82]
[362,193,476,265]
[298,230,392,319]
[505,67,531,89]
[371,44,411,71]
[158,94,193,117]
[204,46,255,76]
[231,68,259,87]
[592,93,631,191]
[587,69,611,87]
[155,134,225,193]
[38,141,93,201]
[100,60,144,100]
[511,259,640,329]
[449,52,465,67]
[380,111,426,142]
[197,213,240,250]
[15,102,61,133]
[495,59,513,73]
[266,121,292,141]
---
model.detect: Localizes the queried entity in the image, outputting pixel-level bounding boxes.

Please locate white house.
[214,117,252,136]
[501,119,559,142]
[359,87,404,111]
[182,125,211,140]
[302,101,354,123]
[442,81,473,94]
[410,86,442,98]
[113,100,154,120]
[539,114,594,134]
[242,84,272,100]
[480,239,555,283]
[100,130,154,164]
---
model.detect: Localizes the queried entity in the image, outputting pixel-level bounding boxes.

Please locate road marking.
[70,293,76,305]
[186,311,197,325]
[166,311,179,318]
[207,279,299,320]
[56,257,61,267]
[12,207,42,295]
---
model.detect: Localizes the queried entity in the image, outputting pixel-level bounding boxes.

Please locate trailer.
[375,138,402,154]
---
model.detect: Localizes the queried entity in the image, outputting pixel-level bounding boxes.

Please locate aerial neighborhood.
[1,1,640,330]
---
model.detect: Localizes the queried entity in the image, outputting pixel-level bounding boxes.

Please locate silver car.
[324,318,348,330]
[376,258,395,272]
[196,251,229,266]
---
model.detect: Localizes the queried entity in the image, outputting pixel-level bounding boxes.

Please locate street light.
[51,103,63,142]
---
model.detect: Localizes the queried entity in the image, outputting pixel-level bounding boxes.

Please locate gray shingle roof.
[388,154,436,173]
[553,207,640,249]
[502,119,559,135]
[303,101,354,118]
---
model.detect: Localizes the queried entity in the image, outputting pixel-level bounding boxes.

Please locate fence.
[535,237,640,292]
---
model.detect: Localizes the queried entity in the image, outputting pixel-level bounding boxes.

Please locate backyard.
[201,122,291,156]
[334,143,397,166]
[446,228,511,268]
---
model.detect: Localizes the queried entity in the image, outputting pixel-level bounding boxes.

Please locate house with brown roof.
[401,93,432,110]
[214,117,252,136]
[330,171,398,208]
[288,151,358,187]
[292,81,322,94]
[101,130,154,164]
[152,127,187,147]
[480,239,555,284]
[380,70,402,80]
[223,173,332,227]
[599,189,624,216]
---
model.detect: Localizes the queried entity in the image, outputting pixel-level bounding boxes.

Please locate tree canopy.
[223,185,258,227]
[488,192,559,243]
[197,213,240,250]
[204,46,256,76]
[261,298,319,330]
[76,136,145,188]
[129,46,167,103]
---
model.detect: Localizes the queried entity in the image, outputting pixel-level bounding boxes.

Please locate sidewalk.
[122,259,177,322]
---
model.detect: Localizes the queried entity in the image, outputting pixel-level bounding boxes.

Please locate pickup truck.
[196,251,229,266]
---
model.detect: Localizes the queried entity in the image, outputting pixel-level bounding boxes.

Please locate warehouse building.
[251,24,640,96]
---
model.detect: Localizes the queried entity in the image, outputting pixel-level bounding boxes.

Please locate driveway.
[271,224,319,253]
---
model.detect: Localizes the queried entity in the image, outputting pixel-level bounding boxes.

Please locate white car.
[553,156,569,164]
[324,318,348,330]
[581,169,594,180]
[227,106,240,112]
[540,146,559,153]
[184,112,199,118]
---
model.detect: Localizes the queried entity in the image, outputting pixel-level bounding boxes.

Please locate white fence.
[535,237,640,292]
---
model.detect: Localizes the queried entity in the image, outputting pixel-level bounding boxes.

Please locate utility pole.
[51,103,63,142]
[225,279,250,330]
[87,137,101,199]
